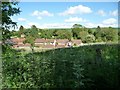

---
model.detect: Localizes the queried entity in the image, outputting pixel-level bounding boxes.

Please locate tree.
[72,24,84,39]
[1,1,21,88]
[101,28,118,42]
[24,25,39,53]
[2,1,21,29]
[40,29,54,39]
[55,30,72,39]
[18,25,25,37]
[94,26,101,40]
[19,25,24,31]
[85,34,95,43]
[79,31,89,43]
[73,24,83,28]
[1,1,21,52]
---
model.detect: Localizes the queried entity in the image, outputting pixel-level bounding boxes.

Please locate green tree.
[94,26,102,40]
[72,24,84,39]
[24,25,39,53]
[17,25,25,37]
[79,31,89,43]
[85,34,95,43]
[73,24,83,28]
[40,29,54,39]
[101,28,118,42]
[2,1,21,29]
[1,1,21,52]
[55,30,72,39]
[1,1,21,88]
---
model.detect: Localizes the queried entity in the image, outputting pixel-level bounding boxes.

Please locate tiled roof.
[10,38,25,43]
[56,39,69,43]
[35,39,54,43]
[11,37,82,48]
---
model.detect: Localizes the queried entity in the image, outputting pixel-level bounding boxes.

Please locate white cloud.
[97,10,106,16]
[85,18,117,28]
[24,21,118,29]
[109,10,118,16]
[102,18,117,25]
[59,5,92,16]
[40,23,74,29]
[85,22,117,28]
[32,10,39,16]
[37,16,42,20]
[85,22,97,28]
[32,10,54,17]
[23,17,118,29]
[25,22,74,29]
[18,18,26,21]
[65,17,87,23]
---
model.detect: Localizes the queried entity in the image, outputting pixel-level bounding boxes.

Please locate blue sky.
[12,2,118,29]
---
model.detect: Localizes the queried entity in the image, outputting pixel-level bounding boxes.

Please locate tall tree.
[1,1,21,52]
[72,24,84,39]
[2,1,21,29]
[19,25,24,31]
[73,24,83,28]
[24,25,39,53]
[18,25,24,37]
[1,1,21,39]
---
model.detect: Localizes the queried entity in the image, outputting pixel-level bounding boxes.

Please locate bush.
[2,44,120,89]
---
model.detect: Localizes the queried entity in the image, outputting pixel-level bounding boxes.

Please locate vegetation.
[2,44,120,89]
[1,1,119,89]
[1,1,21,52]
[10,24,118,44]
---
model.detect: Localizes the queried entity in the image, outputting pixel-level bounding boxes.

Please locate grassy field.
[2,43,120,89]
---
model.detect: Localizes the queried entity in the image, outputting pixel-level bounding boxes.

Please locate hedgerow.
[2,44,120,89]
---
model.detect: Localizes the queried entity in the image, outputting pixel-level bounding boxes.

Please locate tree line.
[10,24,118,44]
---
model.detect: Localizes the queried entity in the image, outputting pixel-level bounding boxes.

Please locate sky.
[12,2,118,29]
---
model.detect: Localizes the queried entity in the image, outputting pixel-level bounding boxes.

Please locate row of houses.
[9,38,82,49]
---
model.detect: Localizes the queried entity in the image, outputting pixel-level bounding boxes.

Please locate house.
[56,39,69,45]
[34,38,54,46]
[72,39,82,46]
[10,37,25,45]
[10,37,82,49]
[13,43,31,48]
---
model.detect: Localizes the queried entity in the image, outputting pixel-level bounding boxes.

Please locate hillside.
[2,44,120,89]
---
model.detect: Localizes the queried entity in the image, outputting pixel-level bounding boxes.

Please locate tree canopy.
[2,1,21,29]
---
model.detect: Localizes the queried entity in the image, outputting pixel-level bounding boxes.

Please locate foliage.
[72,24,84,39]
[1,0,21,54]
[55,30,72,39]
[23,25,39,52]
[2,1,21,29]
[85,34,95,43]
[79,31,89,43]
[2,44,120,89]
[11,24,118,43]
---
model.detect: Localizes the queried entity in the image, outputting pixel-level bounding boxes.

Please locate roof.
[56,39,69,43]
[56,45,65,48]
[35,38,54,43]
[15,43,31,47]
[35,44,54,48]
[10,38,25,43]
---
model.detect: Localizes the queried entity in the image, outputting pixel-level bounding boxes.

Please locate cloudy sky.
[12,2,118,29]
